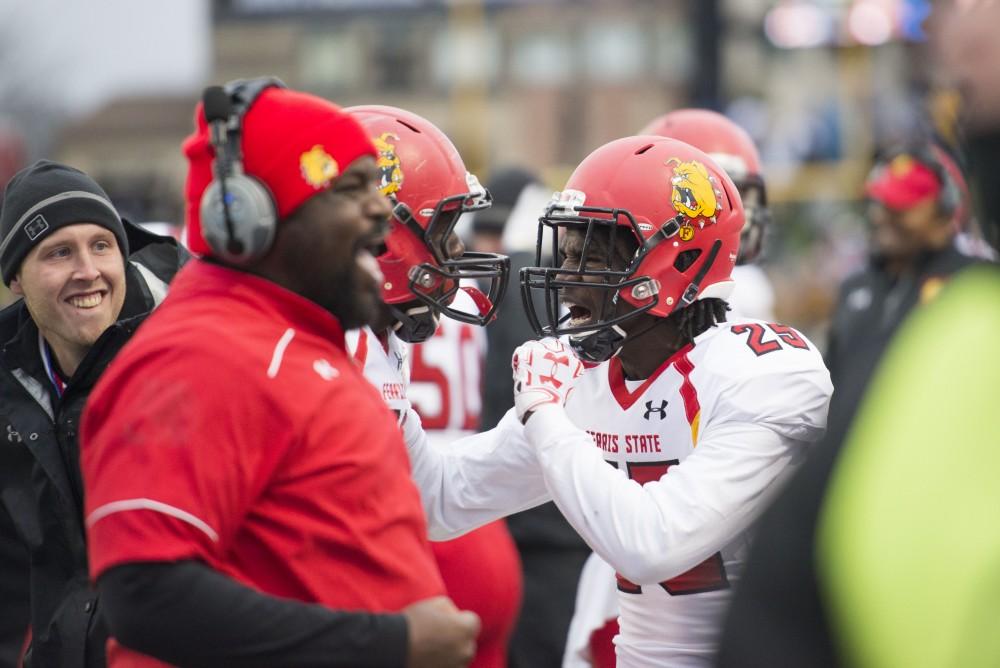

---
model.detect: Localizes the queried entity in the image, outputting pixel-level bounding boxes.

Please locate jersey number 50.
[615,460,730,596]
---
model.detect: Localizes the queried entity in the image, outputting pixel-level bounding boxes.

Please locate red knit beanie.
[182,87,377,256]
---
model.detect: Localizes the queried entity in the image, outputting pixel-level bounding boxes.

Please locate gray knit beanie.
[0,160,128,285]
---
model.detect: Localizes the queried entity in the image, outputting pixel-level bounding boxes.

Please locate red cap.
[183,87,377,256]
[865,154,943,211]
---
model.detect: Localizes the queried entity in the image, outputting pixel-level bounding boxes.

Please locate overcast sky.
[1,0,211,117]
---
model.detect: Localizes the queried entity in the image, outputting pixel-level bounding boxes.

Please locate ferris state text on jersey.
[567,318,829,473]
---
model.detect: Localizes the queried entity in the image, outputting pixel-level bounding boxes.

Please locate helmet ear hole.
[674,249,701,272]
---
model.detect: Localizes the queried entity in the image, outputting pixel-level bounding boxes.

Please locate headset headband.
[224,76,287,124]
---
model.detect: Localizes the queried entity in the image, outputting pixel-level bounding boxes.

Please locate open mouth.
[563,301,594,327]
[66,291,106,310]
[676,186,696,210]
[355,230,388,286]
[356,248,384,286]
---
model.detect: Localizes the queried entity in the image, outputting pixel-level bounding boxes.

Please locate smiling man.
[80,81,479,668]
[2,163,130,377]
[0,160,186,668]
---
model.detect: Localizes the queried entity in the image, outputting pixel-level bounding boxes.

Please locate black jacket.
[0,222,187,668]
[825,244,976,403]
[716,246,986,667]
[0,504,29,666]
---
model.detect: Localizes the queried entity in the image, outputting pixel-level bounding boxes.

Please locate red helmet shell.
[347,106,487,305]
[558,136,744,318]
[640,109,762,184]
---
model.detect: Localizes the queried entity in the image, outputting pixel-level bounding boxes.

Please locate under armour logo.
[25,214,49,241]
[540,352,570,388]
[394,352,404,371]
[643,400,668,420]
[313,359,340,381]
[6,424,21,443]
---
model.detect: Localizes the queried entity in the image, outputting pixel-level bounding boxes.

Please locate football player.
[402,136,832,666]
[343,105,521,668]
[565,109,779,666]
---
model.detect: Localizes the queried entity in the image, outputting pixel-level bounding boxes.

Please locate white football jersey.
[527,318,831,667]
[344,326,411,414]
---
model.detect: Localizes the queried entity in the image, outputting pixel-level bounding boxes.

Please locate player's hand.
[511,338,585,424]
[403,596,480,668]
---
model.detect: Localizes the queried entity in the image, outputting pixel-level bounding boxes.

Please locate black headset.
[199,77,287,264]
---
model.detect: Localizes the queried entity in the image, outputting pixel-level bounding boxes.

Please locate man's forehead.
[37,223,114,244]
[560,224,616,248]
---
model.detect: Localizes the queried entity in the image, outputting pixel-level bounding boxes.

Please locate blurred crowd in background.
[0,0,979,346]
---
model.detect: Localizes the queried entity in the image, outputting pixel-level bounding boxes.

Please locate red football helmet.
[347,105,509,342]
[640,109,768,264]
[521,136,744,362]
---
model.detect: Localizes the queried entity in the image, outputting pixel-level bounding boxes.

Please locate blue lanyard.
[38,334,66,398]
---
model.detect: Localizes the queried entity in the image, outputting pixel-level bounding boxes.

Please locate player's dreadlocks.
[665,298,730,346]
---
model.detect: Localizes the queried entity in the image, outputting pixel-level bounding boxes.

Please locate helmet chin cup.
[458,285,496,323]
[391,303,440,343]
[569,325,627,364]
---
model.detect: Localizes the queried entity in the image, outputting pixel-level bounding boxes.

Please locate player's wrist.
[520,401,561,425]
[523,401,574,446]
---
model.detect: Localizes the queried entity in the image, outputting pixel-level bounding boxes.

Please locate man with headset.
[80,80,479,667]
[824,142,977,403]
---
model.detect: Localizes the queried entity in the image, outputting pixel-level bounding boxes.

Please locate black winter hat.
[0,160,128,285]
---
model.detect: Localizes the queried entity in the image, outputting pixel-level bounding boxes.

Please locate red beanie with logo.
[182,86,377,256]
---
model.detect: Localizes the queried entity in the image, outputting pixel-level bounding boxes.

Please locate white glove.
[512,338,585,424]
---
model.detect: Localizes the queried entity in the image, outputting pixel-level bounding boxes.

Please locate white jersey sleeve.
[524,320,832,585]
[527,408,802,583]
[402,406,551,540]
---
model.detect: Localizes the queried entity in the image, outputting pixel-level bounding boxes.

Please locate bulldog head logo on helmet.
[373,132,404,197]
[668,158,720,222]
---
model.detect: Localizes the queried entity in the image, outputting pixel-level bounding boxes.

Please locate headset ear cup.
[941,179,960,217]
[200,174,277,264]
